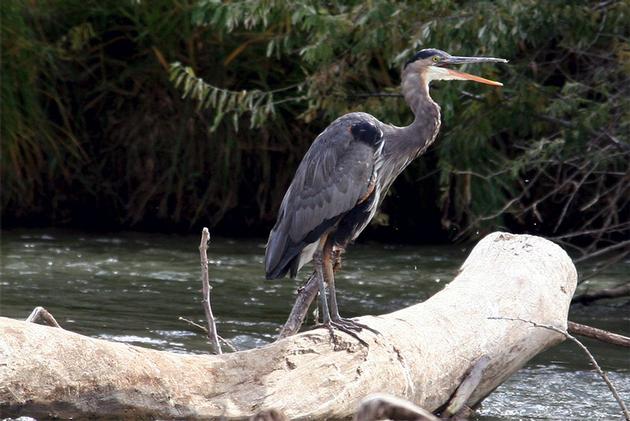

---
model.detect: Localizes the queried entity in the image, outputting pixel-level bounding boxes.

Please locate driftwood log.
[0,232,577,419]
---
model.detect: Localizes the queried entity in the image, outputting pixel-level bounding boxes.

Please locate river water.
[1,229,628,420]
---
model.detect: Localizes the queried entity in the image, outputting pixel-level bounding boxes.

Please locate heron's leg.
[322,240,380,336]
[315,251,361,346]
[311,242,371,346]
[313,250,331,325]
[322,242,341,322]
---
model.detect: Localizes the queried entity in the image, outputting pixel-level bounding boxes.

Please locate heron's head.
[404,48,508,86]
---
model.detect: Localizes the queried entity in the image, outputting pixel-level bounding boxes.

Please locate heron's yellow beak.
[425,65,504,86]
[445,68,503,86]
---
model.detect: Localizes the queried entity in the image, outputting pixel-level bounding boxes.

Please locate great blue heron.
[265,48,507,339]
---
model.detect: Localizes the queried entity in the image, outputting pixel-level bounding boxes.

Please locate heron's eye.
[432,56,440,63]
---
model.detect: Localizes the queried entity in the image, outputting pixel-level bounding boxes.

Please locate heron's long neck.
[400,70,441,153]
[379,70,441,191]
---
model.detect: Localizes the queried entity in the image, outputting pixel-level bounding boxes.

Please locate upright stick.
[277,271,319,340]
[199,228,222,354]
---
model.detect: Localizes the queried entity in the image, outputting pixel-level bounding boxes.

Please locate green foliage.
[2,0,629,251]
[169,62,304,131]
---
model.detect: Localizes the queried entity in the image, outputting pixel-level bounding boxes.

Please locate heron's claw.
[317,317,381,348]
[332,316,381,336]
[320,320,369,347]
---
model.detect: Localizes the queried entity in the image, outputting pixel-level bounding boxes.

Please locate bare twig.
[489,316,630,420]
[553,164,596,233]
[444,355,490,418]
[199,228,222,354]
[178,316,207,332]
[277,271,319,340]
[535,113,629,152]
[452,169,546,240]
[572,282,630,305]
[179,316,238,352]
[577,249,630,284]
[574,240,630,263]
[549,221,630,241]
[355,394,440,421]
[568,321,630,348]
[26,306,62,328]
[218,337,238,353]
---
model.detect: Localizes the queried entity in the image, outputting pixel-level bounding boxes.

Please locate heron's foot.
[319,320,370,347]
[331,316,381,336]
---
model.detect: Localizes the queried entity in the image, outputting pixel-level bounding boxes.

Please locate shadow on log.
[0,232,577,419]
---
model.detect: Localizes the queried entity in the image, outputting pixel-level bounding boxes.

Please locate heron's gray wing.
[265,115,383,279]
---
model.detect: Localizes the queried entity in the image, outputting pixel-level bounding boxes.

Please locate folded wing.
[265,114,383,279]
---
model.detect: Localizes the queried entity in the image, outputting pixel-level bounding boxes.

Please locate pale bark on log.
[25,306,61,328]
[355,394,440,421]
[0,232,577,419]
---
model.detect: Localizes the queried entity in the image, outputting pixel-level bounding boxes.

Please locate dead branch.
[572,282,630,305]
[550,221,630,242]
[449,125,630,262]
[489,316,630,421]
[443,356,491,418]
[568,321,630,348]
[178,316,207,332]
[355,394,440,421]
[25,306,61,328]
[574,240,630,263]
[577,249,630,284]
[277,271,319,339]
[178,316,238,352]
[199,227,221,354]
[553,163,596,233]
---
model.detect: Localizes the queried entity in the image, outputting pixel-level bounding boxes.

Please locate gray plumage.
[265,67,441,280]
[265,113,384,279]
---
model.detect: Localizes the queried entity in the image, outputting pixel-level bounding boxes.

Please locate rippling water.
[1,229,628,420]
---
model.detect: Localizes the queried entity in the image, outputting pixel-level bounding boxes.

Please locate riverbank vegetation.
[2,1,629,260]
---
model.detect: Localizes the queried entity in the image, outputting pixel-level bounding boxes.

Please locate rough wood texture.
[356,394,440,421]
[0,232,577,419]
